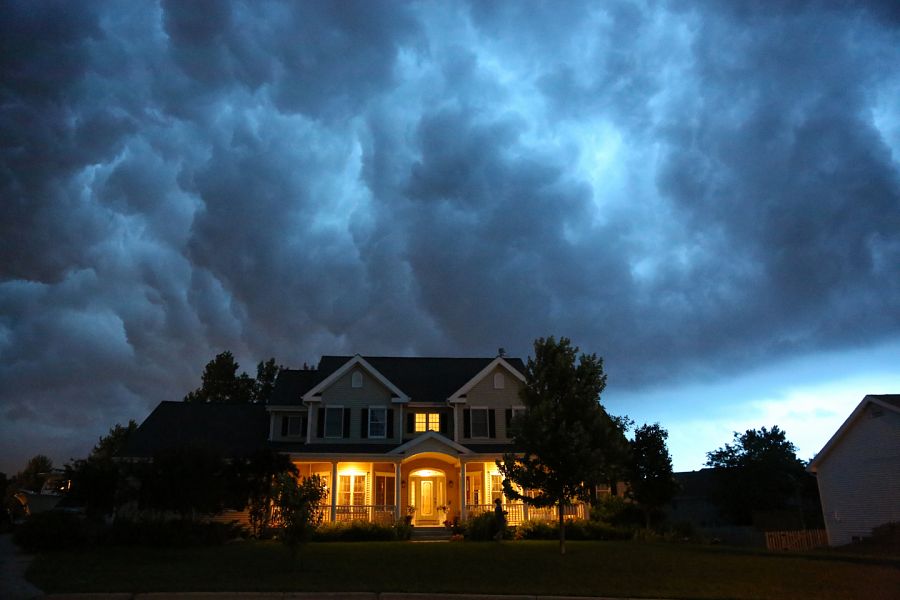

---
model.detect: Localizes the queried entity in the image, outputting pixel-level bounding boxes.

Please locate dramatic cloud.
[2,0,899,472]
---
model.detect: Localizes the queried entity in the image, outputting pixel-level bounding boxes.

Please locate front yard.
[28,540,900,599]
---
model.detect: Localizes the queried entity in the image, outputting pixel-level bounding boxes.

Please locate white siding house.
[808,394,900,546]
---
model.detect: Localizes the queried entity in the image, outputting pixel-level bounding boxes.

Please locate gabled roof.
[388,430,472,455]
[270,355,526,405]
[120,401,269,459]
[301,355,410,403]
[446,356,527,402]
[807,394,900,473]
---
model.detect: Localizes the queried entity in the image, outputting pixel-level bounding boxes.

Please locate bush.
[514,518,631,541]
[590,495,643,527]
[463,511,510,541]
[13,511,92,552]
[312,520,405,542]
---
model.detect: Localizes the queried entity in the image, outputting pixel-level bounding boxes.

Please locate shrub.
[590,495,643,527]
[313,520,402,542]
[13,511,92,552]
[463,512,510,541]
[514,518,631,541]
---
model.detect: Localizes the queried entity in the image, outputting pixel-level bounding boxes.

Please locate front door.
[414,478,440,524]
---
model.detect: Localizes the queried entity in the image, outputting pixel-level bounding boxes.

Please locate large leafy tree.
[705,426,807,525]
[230,448,298,537]
[627,423,679,530]
[498,336,628,555]
[275,473,327,569]
[184,351,282,403]
[65,420,138,517]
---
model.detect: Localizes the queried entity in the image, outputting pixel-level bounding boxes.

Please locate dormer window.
[493,372,505,389]
[351,371,363,388]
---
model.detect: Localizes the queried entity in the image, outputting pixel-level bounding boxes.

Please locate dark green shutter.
[316,408,325,438]
[505,409,512,430]
[343,408,350,438]
[387,409,394,438]
[489,410,496,438]
[439,412,449,435]
[463,409,471,438]
[281,415,289,437]
[360,408,368,438]
[407,412,415,434]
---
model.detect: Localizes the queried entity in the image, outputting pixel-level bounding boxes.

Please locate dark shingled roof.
[868,394,900,409]
[270,442,401,454]
[268,369,325,405]
[121,401,270,458]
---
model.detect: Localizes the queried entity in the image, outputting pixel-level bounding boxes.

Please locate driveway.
[0,533,44,599]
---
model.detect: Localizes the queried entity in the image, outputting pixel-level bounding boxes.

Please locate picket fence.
[765,529,828,551]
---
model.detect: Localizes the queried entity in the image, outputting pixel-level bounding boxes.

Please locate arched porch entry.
[400,452,459,526]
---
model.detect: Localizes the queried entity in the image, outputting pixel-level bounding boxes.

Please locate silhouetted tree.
[136,446,230,519]
[498,336,628,555]
[184,351,282,403]
[230,448,298,537]
[627,423,678,530]
[65,421,138,517]
[705,426,807,525]
[12,455,53,493]
[275,473,326,569]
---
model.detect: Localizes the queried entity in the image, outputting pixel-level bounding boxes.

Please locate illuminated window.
[369,407,387,438]
[375,475,395,506]
[415,412,440,432]
[491,474,503,503]
[338,473,367,506]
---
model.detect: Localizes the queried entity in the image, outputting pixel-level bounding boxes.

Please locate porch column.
[394,461,402,521]
[460,460,467,520]
[330,461,338,522]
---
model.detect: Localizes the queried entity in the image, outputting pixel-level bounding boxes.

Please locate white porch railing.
[319,505,397,524]
[465,502,586,525]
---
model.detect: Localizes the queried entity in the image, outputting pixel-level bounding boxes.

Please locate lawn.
[28,540,900,600]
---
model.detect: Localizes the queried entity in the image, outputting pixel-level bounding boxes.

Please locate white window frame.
[325,406,344,439]
[369,406,387,439]
[511,406,526,420]
[470,407,489,439]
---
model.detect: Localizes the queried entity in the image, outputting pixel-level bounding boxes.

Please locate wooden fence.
[765,529,828,551]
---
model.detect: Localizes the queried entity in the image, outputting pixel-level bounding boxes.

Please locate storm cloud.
[2,0,899,471]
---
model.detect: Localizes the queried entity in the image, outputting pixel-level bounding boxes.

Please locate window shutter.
[407,413,415,434]
[489,409,497,438]
[343,408,350,438]
[387,409,394,438]
[360,408,368,438]
[505,409,512,430]
[300,414,308,441]
[316,408,325,438]
[439,412,449,435]
[281,415,289,437]
[463,409,471,438]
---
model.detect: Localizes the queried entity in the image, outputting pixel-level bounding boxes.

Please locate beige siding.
[816,404,900,546]
[457,366,524,441]
[269,410,308,442]
[312,368,399,443]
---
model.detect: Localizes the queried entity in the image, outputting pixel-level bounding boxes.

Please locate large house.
[124,354,587,526]
[807,394,900,546]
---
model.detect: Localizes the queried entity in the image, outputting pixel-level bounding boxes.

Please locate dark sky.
[2,0,899,474]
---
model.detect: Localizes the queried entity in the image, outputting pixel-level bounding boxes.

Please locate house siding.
[815,403,900,546]
[456,366,524,442]
[313,368,399,444]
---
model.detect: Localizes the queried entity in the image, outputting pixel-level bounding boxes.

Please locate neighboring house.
[124,354,588,526]
[807,394,900,546]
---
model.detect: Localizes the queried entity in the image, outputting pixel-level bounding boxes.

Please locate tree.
[627,423,679,530]
[231,448,298,537]
[12,455,53,493]
[705,426,807,525]
[135,446,230,519]
[498,336,628,555]
[183,351,283,403]
[65,421,138,517]
[275,473,327,569]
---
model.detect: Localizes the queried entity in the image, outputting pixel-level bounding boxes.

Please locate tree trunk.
[558,502,566,555]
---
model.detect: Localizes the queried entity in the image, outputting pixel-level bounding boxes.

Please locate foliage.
[65,421,138,518]
[313,520,410,542]
[705,426,808,525]
[183,351,283,403]
[463,511,510,541]
[589,494,644,527]
[130,445,232,518]
[13,511,92,552]
[514,518,632,541]
[230,448,297,537]
[627,423,679,530]
[11,454,54,493]
[275,473,327,565]
[498,336,629,554]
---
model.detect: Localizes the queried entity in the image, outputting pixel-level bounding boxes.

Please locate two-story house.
[123,354,587,526]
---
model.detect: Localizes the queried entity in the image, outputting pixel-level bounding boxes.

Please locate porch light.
[448,480,454,488]
[338,467,367,477]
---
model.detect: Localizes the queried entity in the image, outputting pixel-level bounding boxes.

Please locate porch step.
[410,526,450,541]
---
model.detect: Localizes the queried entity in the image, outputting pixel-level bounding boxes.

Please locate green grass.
[28,540,900,599]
